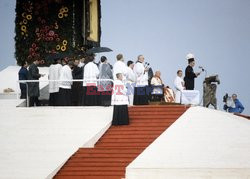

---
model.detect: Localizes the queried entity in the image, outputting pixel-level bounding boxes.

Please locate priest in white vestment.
[126,60,136,105]
[48,58,62,106]
[113,54,128,81]
[58,61,74,106]
[83,55,100,106]
[133,55,149,105]
[174,70,185,103]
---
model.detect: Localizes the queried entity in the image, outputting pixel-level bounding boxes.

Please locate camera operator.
[223,94,244,114]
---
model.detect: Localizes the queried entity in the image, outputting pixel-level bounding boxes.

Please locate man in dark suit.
[184,53,201,90]
[28,58,44,106]
[18,61,29,99]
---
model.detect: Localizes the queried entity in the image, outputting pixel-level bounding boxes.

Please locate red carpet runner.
[54,105,188,179]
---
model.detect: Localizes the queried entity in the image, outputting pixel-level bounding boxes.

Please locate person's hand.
[196,72,201,76]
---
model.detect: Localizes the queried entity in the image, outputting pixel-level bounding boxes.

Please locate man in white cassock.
[133,55,149,105]
[48,58,62,106]
[126,60,136,105]
[174,70,185,103]
[111,73,129,125]
[83,55,100,106]
[58,61,74,106]
[113,54,128,81]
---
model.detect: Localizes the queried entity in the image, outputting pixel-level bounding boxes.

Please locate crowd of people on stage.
[18,52,244,124]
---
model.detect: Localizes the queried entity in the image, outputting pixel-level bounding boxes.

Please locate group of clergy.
[19,52,201,125]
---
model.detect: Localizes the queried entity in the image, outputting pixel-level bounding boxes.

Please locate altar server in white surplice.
[111,73,129,125]
[126,60,136,105]
[174,70,185,103]
[48,58,62,106]
[133,55,149,105]
[58,61,74,106]
[83,55,100,106]
[113,54,128,81]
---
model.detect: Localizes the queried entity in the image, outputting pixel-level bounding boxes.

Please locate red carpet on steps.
[54,105,188,179]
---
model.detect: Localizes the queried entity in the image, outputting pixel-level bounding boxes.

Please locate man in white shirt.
[83,55,100,106]
[174,70,185,103]
[113,54,128,81]
[133,55,149,105]
[48,58,62,106]
[58,60,74,106]
[126,61,136,105]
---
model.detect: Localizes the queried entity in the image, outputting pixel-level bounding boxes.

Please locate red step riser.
[108,126,168,130]
[55,176,124,179]
[64,162,129,167]
[129,111,185,114]
[101,134,160,139]
[59,166,125,171]
[76,148,144,154]
[56,171,124,176]
[65,158,135,163]
[72,153,139,158]
[129,115,181,119]
[104,130,163,135]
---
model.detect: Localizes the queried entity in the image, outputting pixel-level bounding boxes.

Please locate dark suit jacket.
[184,65,197,90]
[28,63,41,97]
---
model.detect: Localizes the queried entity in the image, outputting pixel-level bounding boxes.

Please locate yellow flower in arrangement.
[26,15,32,20]
[58,12,64,19]
[59,7,64,13]
[61,45,66,51]
[22,12,27,18]
[21,32,25,36]
[63,7,69,13]
[21,25,27,32]
[23,19,27,24]
[62,40,68,46]
[56,45,61,50]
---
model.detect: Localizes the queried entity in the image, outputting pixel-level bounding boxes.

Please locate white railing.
[17,79,114,107]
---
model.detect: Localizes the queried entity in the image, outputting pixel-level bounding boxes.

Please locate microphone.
[199,66,205,72]
[144,62,150,68]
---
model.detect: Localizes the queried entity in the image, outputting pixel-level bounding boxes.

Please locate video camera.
[223,93,235,108]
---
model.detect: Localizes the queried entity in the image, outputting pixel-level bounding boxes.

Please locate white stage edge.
[126,107,250,179]
[0,100,113,179]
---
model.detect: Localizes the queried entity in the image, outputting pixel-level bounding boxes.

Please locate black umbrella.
[86,47,112,55]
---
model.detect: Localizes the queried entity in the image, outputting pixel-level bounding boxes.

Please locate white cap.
[186,53,195,60]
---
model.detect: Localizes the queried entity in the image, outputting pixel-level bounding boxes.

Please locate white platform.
[126,107,250,179]
[0,66,49,99]
[0,99,113,179]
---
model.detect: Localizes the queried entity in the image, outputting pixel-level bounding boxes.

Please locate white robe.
[133,62,148,87]
[111,79,129,105]
[59,65,73,89]
[126,67,136,105]
[113,61,128,81]
[83,62,99,86]
[174,76,185,103]
[49,64,62,93]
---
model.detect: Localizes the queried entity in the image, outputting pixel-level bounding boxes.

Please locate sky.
[0,0,250,114]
